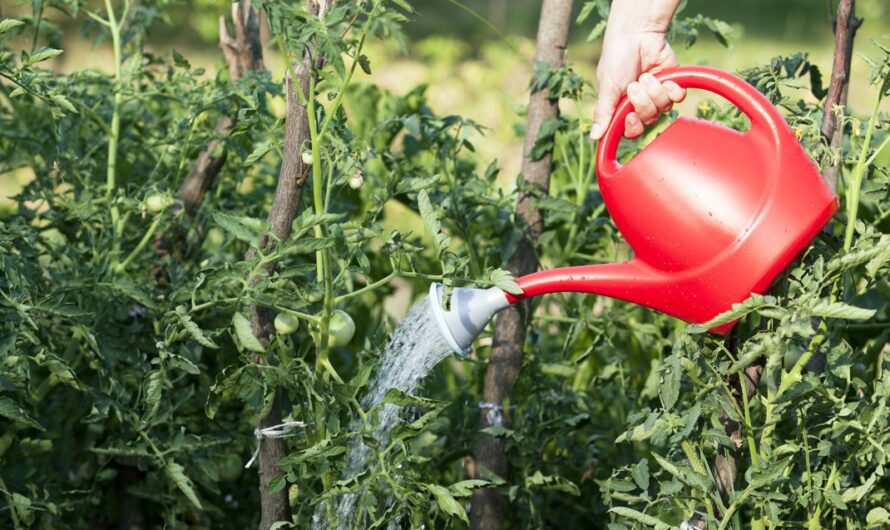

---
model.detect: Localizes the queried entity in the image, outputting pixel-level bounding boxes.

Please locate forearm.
[604,0,680,35]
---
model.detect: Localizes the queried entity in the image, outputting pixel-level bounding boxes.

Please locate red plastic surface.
[507,66,838,333]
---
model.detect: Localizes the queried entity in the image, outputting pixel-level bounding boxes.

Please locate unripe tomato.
[348,171,363,189]
[274,313,300,335]
[145,193,175,213]
[328,310,355,347]
[305,287,323,303]
[783,343,805,371]
[288,484,299,508]
[301,151,313,166]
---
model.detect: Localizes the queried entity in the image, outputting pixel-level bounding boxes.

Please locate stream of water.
[311,298,453,529]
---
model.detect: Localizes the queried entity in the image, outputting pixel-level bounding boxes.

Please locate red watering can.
[430,65,838,354]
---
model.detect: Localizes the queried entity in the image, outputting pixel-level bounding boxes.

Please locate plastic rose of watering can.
[429,65,838,355]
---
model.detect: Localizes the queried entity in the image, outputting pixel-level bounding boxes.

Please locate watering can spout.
[428,260,661,356]
[505,260,662,307]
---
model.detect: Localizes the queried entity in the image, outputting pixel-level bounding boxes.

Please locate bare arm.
[590,0,685,140]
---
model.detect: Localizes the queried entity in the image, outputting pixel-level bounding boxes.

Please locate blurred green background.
[2,0,889,206]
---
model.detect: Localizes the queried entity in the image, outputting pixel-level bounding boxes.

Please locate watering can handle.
[595,65,784,177]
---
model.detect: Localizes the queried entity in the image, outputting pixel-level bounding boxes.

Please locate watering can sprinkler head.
[428,283,510,357]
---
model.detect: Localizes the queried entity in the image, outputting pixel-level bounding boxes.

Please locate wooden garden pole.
[248,2,329,528]
[820,0,862,193]
[469,1,574,528]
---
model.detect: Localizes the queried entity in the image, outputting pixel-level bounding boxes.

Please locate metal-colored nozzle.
[427,283,511,357]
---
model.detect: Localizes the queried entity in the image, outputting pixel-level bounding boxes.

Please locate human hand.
[589,1,686,141]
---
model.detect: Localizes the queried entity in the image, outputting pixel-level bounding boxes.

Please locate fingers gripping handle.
[595,66,783,177]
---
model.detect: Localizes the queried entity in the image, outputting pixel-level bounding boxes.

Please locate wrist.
[606,0,676,35]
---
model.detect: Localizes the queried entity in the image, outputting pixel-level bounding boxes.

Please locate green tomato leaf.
[488,267,522,295]
[810,300,875,321]
[418,190,449,255]
[609,507,671,529]
[142,370,164,422]
[427,484,468,523]
[0,18,25,35]
[174,306,218,349]
[26,47,63,65]
[658,353,681,411]
[449,479,490,497]
[50,94,77,114]
[232,312,264,352]
[212,211,269,248]
[165,461,203,510]
[523,470,580,496]
[0,396,45,431]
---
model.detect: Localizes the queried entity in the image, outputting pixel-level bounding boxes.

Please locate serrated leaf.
[488,268,522,295]
[174,306,218,348]
[687,294,778,333]
[277,438,344,467]
[658,354,681,410]
[395,175,440,194]
[212,211,268,248]
[290,211,345,240]
[280,237,334,256]
[449,479,489,497]
[389,0,415,13]
[244,139,274,167]
[427,484,468,523]
[0,18,25,35]
[529,118,561,160]
[0,396,44,431]
[46,358,82,390]
[523,470,580,495]
[232,313,264,352]
[143,370,163,421]
[382,387,445,409]
[166,461,203,510]
[106,278,157,309]
[866,243,890,277]
[26,47,63,65]
[50,94,77,114]
[609,507,671,529]
[418,190,449,254]
[632,458,650,491]
[810,300,875,321]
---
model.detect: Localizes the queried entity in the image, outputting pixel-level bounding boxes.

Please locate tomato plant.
[0,0,888,529]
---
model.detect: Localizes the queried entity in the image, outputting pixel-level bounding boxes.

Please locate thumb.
[590,85,621,141]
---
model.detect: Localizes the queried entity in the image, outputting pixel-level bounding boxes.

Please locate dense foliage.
[1,0,889,528]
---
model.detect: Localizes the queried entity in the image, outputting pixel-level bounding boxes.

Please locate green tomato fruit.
[306,288,323,303]
[783,343,805,371]
[301,151,313,166]
[348,171,363,189]
[145,193,175,213]
[274,313,300,335]
[328,310,355,347]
